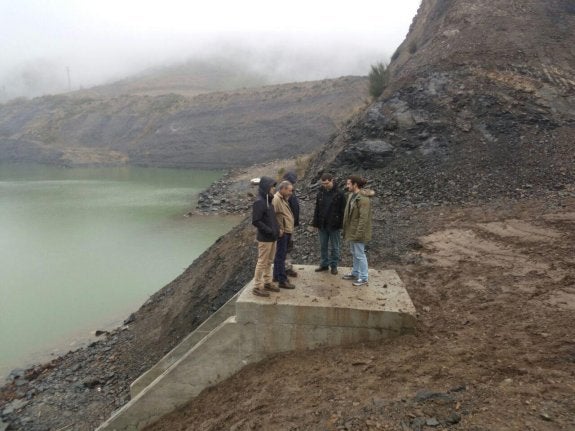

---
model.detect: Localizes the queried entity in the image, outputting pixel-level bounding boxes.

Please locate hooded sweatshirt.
[252,176,281,242]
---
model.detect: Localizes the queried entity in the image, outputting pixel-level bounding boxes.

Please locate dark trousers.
[273,233,291,283]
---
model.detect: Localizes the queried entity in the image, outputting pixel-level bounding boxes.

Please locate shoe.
[286,268,298,277]
[252,287,270,297]
[279,281,296,289]
[330,267,338,275]
[353,279,368,287]
[264,283,280,292]
[315,266,329,272]
[342,273,356,280]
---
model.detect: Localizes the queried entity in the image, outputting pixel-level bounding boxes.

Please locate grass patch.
[368,62,390,99]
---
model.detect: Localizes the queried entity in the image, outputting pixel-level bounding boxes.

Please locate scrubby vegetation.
[368,62,389,99]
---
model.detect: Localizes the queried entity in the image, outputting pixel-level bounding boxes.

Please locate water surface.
[0,164,239,377]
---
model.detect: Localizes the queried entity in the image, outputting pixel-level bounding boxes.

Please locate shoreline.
[0,312,126,381]
[191,156,310,216]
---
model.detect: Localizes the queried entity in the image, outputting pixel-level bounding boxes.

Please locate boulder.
[340,139,395,168]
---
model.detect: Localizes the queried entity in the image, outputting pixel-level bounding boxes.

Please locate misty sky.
[0,0,421,99]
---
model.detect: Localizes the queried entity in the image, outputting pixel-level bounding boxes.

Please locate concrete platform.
[97,266,415,431]
[237,266,415,361]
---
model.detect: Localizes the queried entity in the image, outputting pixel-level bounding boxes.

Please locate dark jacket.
[252,176,281,242]
[311,182,346,230]
[282,171,300,227]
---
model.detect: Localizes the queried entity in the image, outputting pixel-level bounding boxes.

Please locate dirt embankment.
[148,197,575,431]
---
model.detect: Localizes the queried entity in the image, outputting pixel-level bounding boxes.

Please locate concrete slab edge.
[130,289,243,397]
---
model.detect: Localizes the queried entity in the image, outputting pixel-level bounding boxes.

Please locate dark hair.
[320,173,333,181]
[348,175,367,188]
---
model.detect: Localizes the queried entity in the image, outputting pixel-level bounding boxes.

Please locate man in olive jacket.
[342,175,374,286]
[252,176,281,297]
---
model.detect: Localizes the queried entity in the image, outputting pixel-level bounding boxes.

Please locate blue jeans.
[319,228,341,269]
[273,233,291,282]
[349,241,368,281]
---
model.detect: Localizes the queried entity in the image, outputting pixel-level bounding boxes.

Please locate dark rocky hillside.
[1,0,574,430]
[308,0,574,203]
[0,76,367,168]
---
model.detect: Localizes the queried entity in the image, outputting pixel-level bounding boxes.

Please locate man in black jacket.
[311,173,346,275]
[252,176,281,297]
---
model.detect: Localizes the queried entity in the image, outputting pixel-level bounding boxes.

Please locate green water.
[0,164,240,377]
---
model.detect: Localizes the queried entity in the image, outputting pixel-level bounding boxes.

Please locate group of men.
[251,172,373,297]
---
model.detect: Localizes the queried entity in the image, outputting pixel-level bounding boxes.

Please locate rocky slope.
[0,76,367,168]
[1,0,574,430]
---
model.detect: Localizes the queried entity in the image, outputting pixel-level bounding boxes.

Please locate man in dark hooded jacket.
[252,176,281,297]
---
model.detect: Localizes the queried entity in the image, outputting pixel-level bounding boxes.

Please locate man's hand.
[279,228,284,237]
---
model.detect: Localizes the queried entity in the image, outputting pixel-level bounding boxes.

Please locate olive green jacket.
[343,189,374,242]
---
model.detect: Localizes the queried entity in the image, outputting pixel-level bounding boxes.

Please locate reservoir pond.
[0,164,241,377]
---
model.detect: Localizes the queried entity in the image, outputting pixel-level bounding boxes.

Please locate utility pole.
[66,66,71,92]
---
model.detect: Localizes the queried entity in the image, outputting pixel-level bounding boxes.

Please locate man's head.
[282,171,297,185]
[277,180,293,199]
[320,173,334,190]
[346,175,366,193]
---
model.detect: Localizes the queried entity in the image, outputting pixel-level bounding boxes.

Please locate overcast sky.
[0,0,421,99]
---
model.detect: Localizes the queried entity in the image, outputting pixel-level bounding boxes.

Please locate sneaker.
[264,283,280,292]
[353,279,368,287]
[252,287,270,297]
[342,273,356,280]
[330,267,338,275]
[279,281,296,289]
[315,266,329,272]
[286,268,298,277]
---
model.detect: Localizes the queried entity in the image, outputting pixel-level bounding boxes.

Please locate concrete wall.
[97,317,249,431]
[130,291,241,397]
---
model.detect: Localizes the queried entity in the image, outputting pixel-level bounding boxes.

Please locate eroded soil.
[147,199,575,431]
